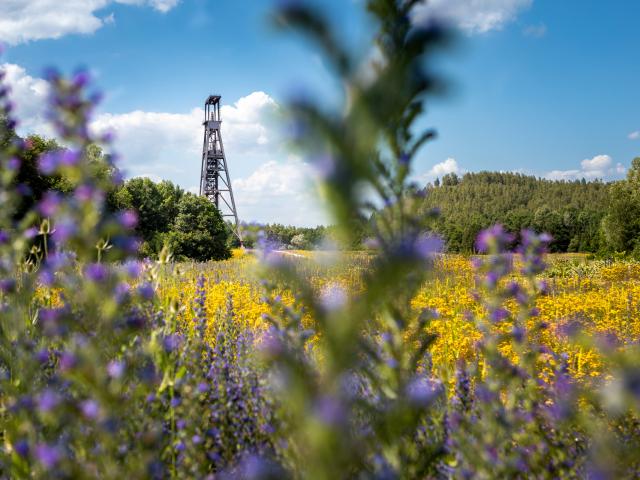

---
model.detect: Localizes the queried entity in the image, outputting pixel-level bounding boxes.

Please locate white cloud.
[416,157,461,183]
[629,131,640,140]
[0,0,179,45]
[0,63,50,133]
[546,154,625,181]
[234,157,327,226]
[412,0,533,34]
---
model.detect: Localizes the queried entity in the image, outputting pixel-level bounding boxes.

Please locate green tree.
[602,157,640,255]
[168,193,231,261]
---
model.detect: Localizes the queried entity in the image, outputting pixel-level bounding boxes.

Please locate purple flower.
[124,261,142,279]
[107,360,125,379]
[197,382,209,394]
[85,263,107,283]
[37,191,61,217]
[38,269,55,287]
[37,389,60,413]
[406,376,441,407]
[74,184,95,202]
[59,351,77,372]
[512,325,525,343]
[14,439,29,458]
[192,434,202,445]
[38,152,59,174]
[114,282,130,302]
[414,233,444,259]
[163,334,182,353]
[35,349,50,364]
[475,224,514,253]
[117,210,138,229]
[0,230,9,244]
[52,219,77,243]
[72,70,91,88]
[35,443,60,469]
[0,278,16,294]
[137,282,155,300]
[489,307,510,323]
[80,399,100,419]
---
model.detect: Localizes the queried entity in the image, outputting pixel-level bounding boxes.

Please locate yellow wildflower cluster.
[158,253,640,381]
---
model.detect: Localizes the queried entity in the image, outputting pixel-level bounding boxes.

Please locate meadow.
[167,251,640,382]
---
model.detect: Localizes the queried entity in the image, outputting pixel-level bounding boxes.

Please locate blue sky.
[1,0,639,225]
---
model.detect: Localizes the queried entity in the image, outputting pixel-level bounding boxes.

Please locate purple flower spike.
[107,360,125,379]
[163,334,182,353]
[85,263,107,283]
[14,439,29,458]
[197,382,209,394]
[74,184,95,202]
[59,351,77,372]
[475,224,513,254]
[414,233,444,259]
[81,399,100,419]
[52,219,77,243]
[489,307,510,323]
[38,192,61,217]
[118,210,138,229]
[37,389,60,413]
[406,376,441,407]
[137,282,155,300]
[38,152,59,175]
[35,443,60,469]
[72,70,91,88]
[124,261,142,279]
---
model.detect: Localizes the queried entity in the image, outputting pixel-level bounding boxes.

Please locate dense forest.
[419,172,612,253]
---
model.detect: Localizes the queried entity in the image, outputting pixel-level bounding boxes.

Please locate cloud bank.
[546,154,625,181]
[0,0,180,45]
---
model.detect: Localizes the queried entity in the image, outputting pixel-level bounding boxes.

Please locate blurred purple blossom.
[107,360,125,379]
[35,443,61,469]
[85,263,108,283]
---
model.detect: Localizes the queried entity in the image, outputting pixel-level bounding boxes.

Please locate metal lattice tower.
[199,95,242,243]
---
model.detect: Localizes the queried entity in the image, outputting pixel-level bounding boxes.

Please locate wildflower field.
[166,251,640,383]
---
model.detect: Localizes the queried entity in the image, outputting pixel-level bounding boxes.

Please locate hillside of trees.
[419,170,638,254]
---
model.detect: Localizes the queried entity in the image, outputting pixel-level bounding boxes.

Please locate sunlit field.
[166,251,640,381]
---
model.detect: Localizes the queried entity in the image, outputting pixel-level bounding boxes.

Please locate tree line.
[418,167,640,256]
[6,120,640,258]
